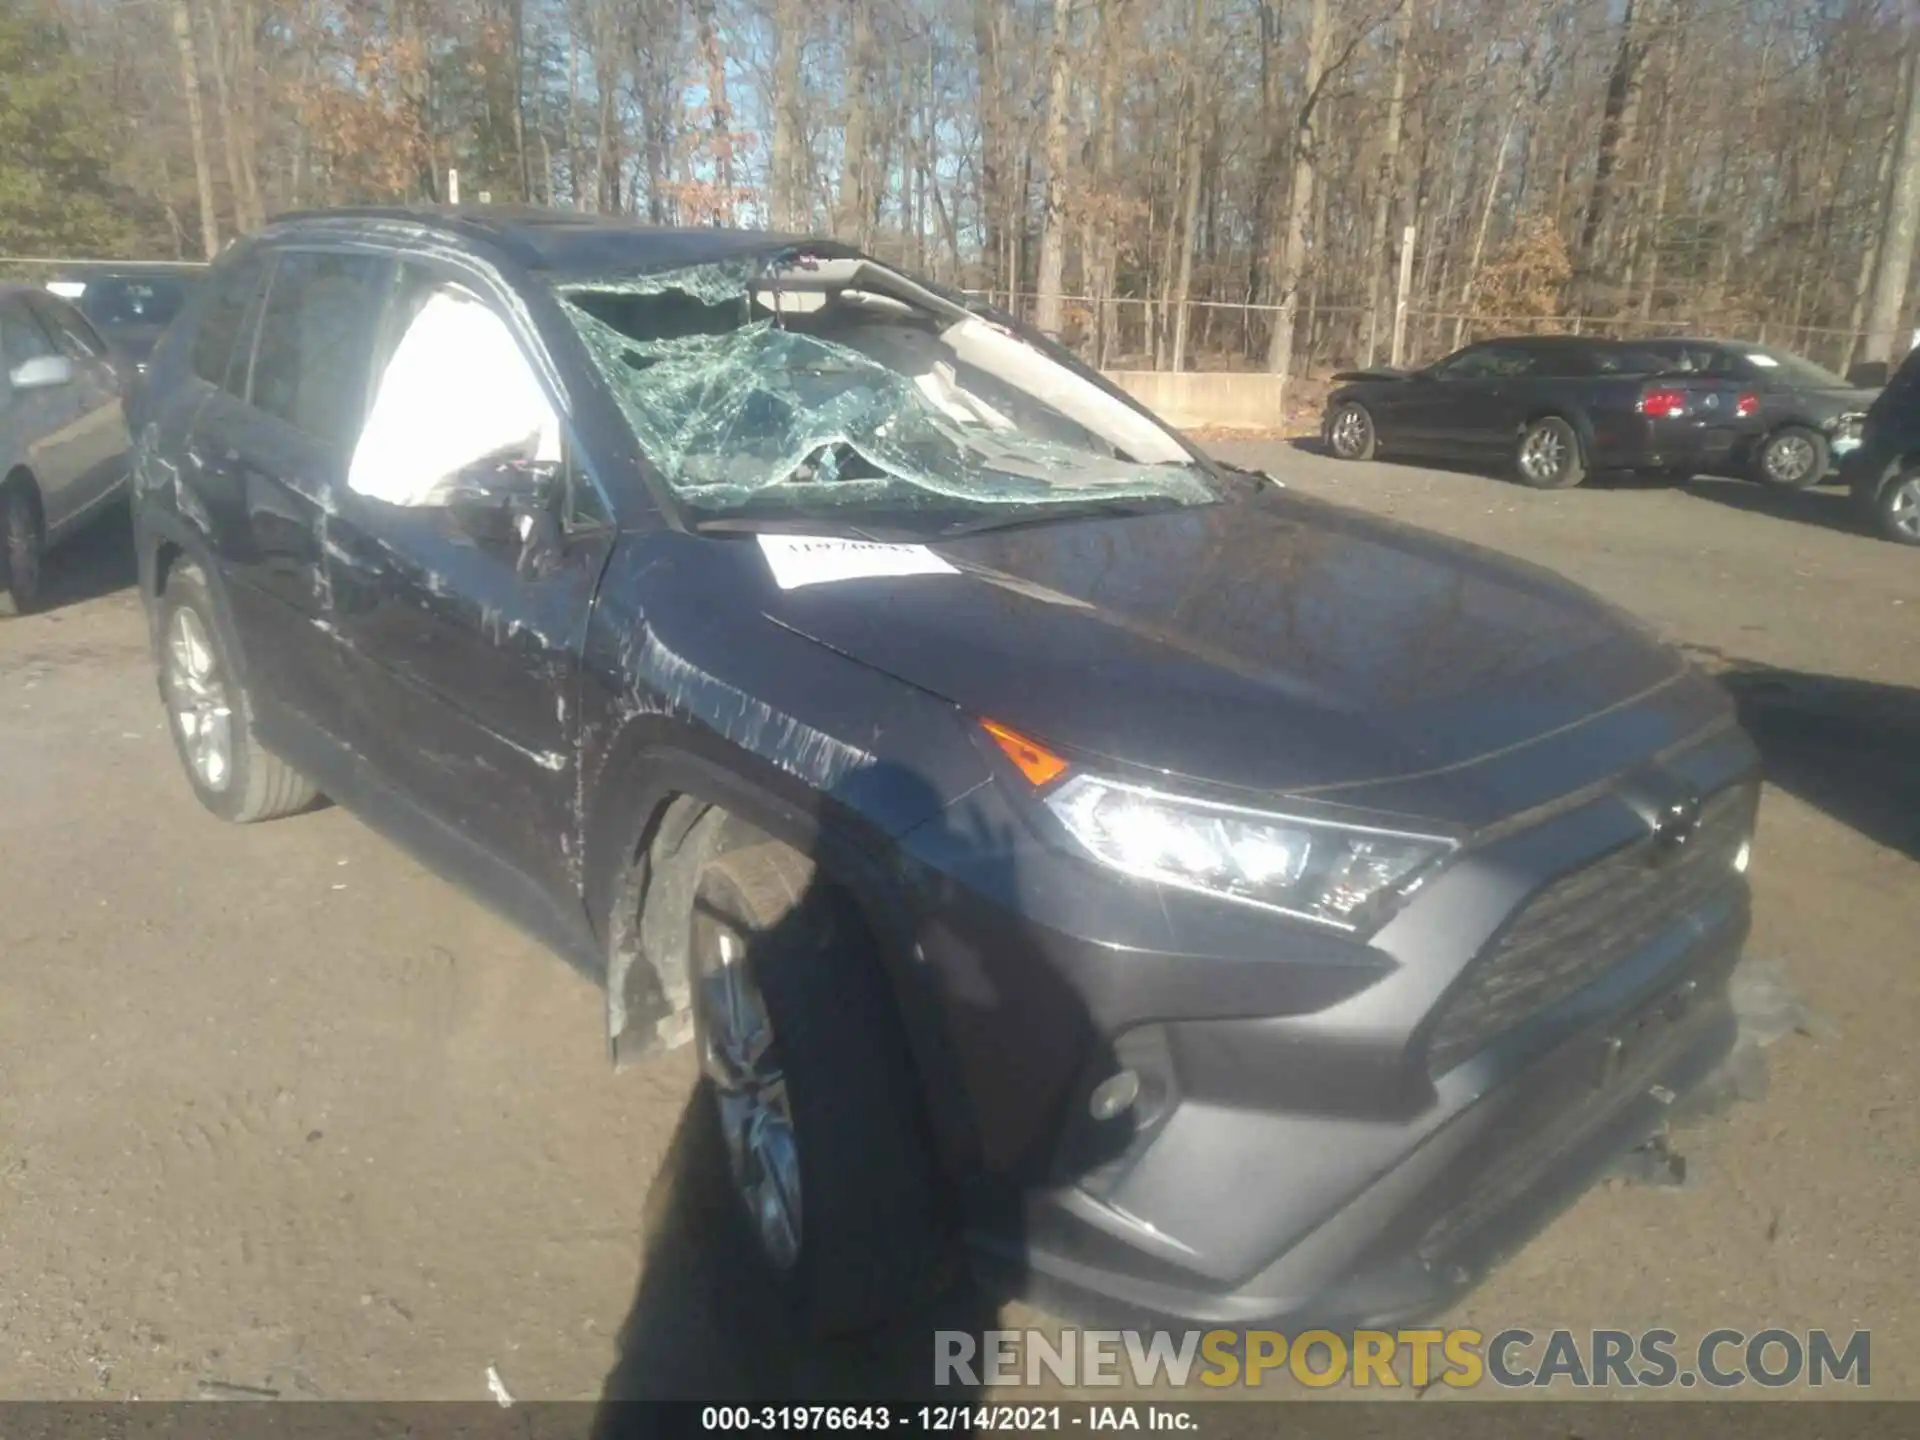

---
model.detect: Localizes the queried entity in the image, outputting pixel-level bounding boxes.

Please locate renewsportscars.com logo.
[934,1328,1872,1390]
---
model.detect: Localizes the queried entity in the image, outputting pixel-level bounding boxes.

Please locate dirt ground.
[1,448,1916,1405]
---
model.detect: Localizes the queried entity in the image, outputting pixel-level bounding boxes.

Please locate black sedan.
[46,263,204,371]
[1323,336,1752,489]
[1635,338,1879,489]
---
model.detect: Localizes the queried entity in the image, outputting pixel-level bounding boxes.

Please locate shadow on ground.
[36,503,139,613]
[1690,651,1920,861]
[1679,476,1872,538]
[591,1095,998,1427]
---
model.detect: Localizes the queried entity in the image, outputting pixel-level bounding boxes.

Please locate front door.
[320,260,613,899]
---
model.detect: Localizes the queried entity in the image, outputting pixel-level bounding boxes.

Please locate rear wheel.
[1872,468,1920,547]
[1755,425,1828,490]
[0,478,44,618]
[1515,416,1586,489]
[159,562,318,822]
[1327,401,1377,461]
[690,842,952,1334]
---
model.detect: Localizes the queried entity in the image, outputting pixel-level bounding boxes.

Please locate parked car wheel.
[0,476,45,618]
[1515,416,1586,489]
[1871,467,1920,547]
[160,562,318,822]
[1755,425,1829,490]
[1326,401,1378,461]
[690,841,952,1334]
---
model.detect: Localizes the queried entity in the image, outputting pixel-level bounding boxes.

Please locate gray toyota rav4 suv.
[128,207,1760,1334]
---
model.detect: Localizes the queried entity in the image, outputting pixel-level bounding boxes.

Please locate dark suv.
[129,208,1759,1334]
[1844,344,1920,545]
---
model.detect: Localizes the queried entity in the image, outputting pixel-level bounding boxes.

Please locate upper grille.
[1425,784,1754,1077]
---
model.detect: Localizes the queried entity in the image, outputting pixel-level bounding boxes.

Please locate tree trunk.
[1865,42,1920,365]
[201,0,246,231]
[837,0,875,243]
[971,0,1006,298]
[1033,0,1076,338]
[1578,0,1656,308]
[1363,0,1412,367]
[170,0,220,257]
[770,0,804,230]
[1265,0,1331,379]
[1169,0,1209,372]
[1849,66,1907,360]
[1453,98,1520,349]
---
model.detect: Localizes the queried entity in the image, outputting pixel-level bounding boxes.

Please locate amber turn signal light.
[979,718,1069,787]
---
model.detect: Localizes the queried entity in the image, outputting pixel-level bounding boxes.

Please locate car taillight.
[1735,392,1759,418]
[1638,387,1689,418]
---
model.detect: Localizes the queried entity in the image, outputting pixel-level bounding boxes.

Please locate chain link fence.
[969,291,1882,379]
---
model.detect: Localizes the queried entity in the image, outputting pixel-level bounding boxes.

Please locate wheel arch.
[2,464,44,519]
[584,730,980,1176]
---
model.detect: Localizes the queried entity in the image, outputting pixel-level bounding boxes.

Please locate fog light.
[1088,1069,1140,1121]
[1734,840,1751,874]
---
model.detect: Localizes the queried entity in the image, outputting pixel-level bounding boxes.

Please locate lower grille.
[1425,784,1754,1077]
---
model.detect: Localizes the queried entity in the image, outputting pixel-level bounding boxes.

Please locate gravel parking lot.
[2,446,1916,1403]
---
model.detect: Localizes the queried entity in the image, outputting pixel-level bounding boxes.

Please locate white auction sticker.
[756,534,959,590]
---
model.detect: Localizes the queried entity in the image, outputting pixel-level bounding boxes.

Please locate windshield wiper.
[933,495,1194,538]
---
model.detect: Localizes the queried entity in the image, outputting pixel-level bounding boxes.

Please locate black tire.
[1326,401,1378,461]
[1871,467,1920,547]
[0,476,45,618]
[1515,415,1587,489]
[690,841,953,1335]
[1754,425,1829,490]
[159,561,318,822]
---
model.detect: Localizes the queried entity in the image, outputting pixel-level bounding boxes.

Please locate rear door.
[23,293,129,526]
[0,297,84,528]
[192,247,394,742]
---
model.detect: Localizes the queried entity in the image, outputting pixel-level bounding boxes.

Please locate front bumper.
[985,936,1740,1327]
[924,728,1759,1328]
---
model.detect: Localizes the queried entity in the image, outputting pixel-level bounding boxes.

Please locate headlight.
[1044,774,1455,930]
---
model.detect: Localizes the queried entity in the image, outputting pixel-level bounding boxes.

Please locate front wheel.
[159,562,319,822]
[1871,468,1920,547]
[1326,401,1377,461]
[1515,416,1587,489]
[1755,425,1829,490]
[690,842,953,1334]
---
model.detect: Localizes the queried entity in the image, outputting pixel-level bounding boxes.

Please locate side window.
[250,250,392,452]
[191,256,266,392]
[349,266,562,508]
[0,300,61,369]
[1435,346,1531,380]
[26,296,108,360]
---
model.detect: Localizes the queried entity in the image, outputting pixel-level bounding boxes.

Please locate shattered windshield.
[552,252,1220,526]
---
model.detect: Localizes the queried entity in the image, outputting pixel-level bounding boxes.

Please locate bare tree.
[1864,40,1920,365]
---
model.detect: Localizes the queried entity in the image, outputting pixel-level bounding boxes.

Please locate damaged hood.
[761,493,1692,804]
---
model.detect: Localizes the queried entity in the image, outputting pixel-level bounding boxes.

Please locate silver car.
[1,282,133,615]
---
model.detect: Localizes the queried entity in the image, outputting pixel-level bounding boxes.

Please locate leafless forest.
[8,0,1920,373]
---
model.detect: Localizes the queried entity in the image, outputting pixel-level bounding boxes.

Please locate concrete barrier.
[1101,370,1287,430]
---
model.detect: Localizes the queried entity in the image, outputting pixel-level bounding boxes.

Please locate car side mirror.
[1846,362,1887,389]
[7,355,74,392]
[440,456,565,558]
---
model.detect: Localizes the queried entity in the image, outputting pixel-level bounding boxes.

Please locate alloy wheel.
[165,607,234,791]
[694,915,803,1270]
[1888,476,1920,541]
[1764,434,1817,485]
[1330,405,1372,459]
[1520,425,1569,484]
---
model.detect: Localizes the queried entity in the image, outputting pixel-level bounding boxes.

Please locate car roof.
[258,205,838,276]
